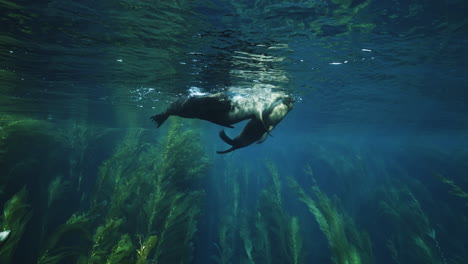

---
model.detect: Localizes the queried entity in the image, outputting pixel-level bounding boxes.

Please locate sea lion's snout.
[283,97,295,108]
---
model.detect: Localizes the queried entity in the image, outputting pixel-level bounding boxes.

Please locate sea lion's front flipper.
[219,130,235,146]
[217,130,238,154]
[258,111,273,137]
[257,133,268,144]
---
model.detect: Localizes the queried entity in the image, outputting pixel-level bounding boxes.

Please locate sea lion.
[151,93,241,128]
[151,90,294,153]
[217,96,294,154]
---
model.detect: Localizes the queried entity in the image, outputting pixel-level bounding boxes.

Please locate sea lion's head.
[263,95,294,130]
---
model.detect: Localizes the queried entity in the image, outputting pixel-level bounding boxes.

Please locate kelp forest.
[0,115,467,264]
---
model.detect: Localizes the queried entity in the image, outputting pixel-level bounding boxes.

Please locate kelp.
[0,115,117,263]
[105,234,135,264]
[436,173,468,206]
[136,235,157,264]
[5,117,209,264]
[289,216,303,264]
[0,116,58,171]
[69,119,208,263]
[289,175,373,264]
[249,162,305,264]
[37,212,93,264]
[212,163,242,264]
[212,161,305,264]
[47,176,71,208]
[0,188,32,263]
[376,183,447,264]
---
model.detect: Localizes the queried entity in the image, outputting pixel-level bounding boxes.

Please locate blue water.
[0,0,467,263]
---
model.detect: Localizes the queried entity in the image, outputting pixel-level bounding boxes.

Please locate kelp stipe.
[289,168,373,264]
[0,188,32,263]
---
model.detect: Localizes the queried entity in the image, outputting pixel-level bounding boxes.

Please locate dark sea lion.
[151,93,251,128]
[217,96,294,154]
[151,90,294,153]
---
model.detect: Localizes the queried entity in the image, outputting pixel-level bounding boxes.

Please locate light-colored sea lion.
[151,91,294,153]
[217,96,294,154]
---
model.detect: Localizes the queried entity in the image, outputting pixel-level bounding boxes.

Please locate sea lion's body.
[152,93,248,128]
[217,96,294,153]
[151,91,294,153]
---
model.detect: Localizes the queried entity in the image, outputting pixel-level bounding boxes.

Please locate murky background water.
[1,0,467,263]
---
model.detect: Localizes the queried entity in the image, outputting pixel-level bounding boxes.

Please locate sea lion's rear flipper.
[150,113,169,128]
[219,130,235,146]
[216,147,236,154]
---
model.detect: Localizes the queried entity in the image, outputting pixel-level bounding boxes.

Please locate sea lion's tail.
[217,130,237,154]
[150,113,169,128]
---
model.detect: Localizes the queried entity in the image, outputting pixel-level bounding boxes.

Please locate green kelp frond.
[37,248,81,264]
[212,164,242,264]
[377,186,431,237]
[0,187,32,263]
[136,235,157,264]
[0,117,57,168]
[87,218,124,264]
[47,176,71,207]
[377,184,446,264]
[86,120,208,264]
[289,178,373,264]
[213,215,235,264]
[249,162,305,264]
[239,221,254,264]
[153,191,204,264]
[253,211,272,264]
[289,217,304,264]
[436,173,468,205]
[105,234,135,264]
[159,120,210,188]
[265,161,282,207]
[38,212,93,263]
